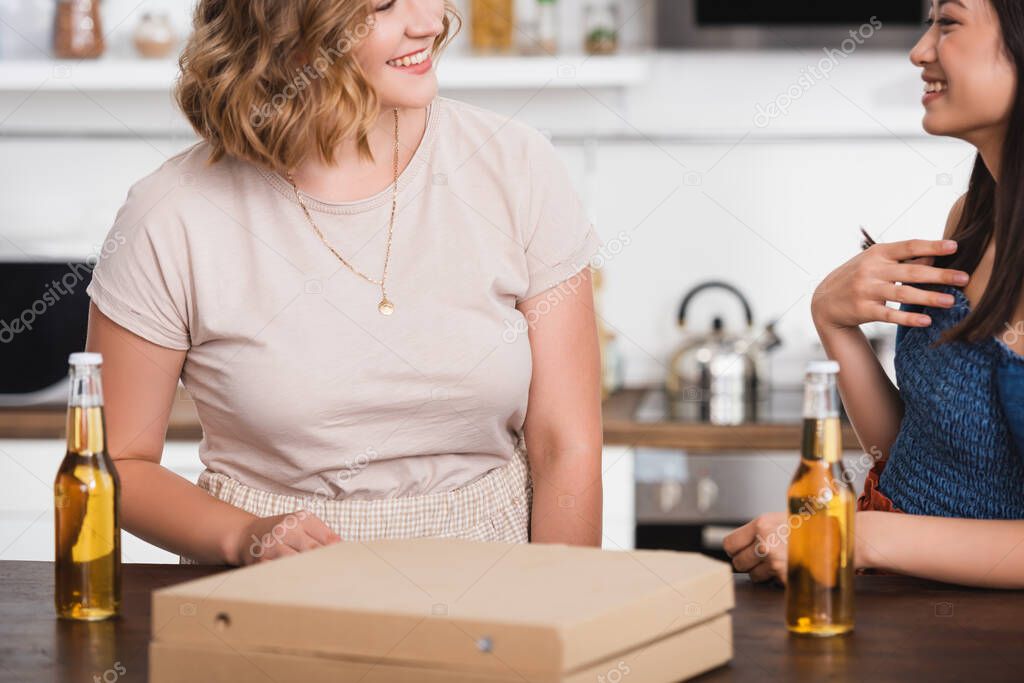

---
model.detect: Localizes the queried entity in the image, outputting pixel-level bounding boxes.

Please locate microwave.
[656,0,929,49]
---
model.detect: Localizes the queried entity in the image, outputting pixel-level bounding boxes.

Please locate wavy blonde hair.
[176,0,460,172]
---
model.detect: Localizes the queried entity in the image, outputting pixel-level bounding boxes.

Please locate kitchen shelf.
[0,54,650,93]
[1,387,858,451]
[602,388,860,452]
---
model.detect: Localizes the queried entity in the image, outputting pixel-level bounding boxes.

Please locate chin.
[921,112,957,137]
[380,78,438,109]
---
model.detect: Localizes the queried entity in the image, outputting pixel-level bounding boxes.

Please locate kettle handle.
[677,281,754,328]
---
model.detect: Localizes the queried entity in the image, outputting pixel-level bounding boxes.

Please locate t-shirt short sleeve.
[519,131,602,301]
[86,180,192,351]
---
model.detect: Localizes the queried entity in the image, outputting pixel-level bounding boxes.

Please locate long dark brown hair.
[940,0,1024,343]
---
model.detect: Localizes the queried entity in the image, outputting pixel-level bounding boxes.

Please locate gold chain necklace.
[286,107,400,316]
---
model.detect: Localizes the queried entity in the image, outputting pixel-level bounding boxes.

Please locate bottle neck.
[66,366,106,455]
[801,372,842,463]
[801,417,842,463]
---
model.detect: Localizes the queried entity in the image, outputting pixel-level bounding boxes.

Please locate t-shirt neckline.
[256,98,440,216]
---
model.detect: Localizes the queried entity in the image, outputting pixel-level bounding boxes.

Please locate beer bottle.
[54,352,121,620]
[785,360,855,636]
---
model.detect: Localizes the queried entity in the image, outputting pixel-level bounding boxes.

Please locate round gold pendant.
[378,298,395,316]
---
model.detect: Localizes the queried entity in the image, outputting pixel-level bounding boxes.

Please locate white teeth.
[388,48,430,68]
[924,81,947,93]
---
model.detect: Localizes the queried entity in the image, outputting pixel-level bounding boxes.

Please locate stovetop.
[633,386,807,425]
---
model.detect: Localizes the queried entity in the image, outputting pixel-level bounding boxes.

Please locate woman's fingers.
[880,239,958,262]
[301,514,342,544]
[880,283,955,308]
[272,544,298,559]
[748,561,779,584]
[886,263,970,287]
[722,520,756,558]
[284,530,324,553]
[877,305,932,327]
[731,541,768,573]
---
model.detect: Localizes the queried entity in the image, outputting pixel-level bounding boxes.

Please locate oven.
[634,448,870,561]
[0,261,93,406]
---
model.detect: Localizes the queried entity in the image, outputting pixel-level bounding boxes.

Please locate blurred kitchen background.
[1,1,969,562]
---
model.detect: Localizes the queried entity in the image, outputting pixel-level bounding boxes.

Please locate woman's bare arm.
[814,326,903,457]
[86,303,337,564]
[86,303,256,563]
[810,198,968,458]
[858,511,1024,589]
[517,268,603,546]
[725,509,1024,589]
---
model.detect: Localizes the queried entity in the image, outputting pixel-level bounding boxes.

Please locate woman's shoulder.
[126,141,240,201]
[943,193,967,239]
[115,141,249,236]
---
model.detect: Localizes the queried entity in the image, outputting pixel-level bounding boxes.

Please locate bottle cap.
[68,352,103,366]
[806,360,839,374]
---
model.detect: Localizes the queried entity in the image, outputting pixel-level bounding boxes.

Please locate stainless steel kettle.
[666,281,781,425]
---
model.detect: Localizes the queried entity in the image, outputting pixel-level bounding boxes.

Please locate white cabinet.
[601,445,635,551]
[1,439,638,561]
[0,439,203,563]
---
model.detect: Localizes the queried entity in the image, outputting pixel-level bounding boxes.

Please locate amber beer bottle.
[785,360,855,636]
[54,352,121,620]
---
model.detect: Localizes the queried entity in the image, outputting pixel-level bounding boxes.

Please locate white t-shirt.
[87,96,602,499]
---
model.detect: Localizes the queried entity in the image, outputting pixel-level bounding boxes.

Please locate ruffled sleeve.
[995,352,1024,465]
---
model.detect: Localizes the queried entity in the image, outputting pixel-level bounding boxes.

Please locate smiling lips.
[922,77,948,104]
[387,47,432,73]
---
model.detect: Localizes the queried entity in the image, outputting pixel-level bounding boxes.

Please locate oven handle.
[701,525,740,550]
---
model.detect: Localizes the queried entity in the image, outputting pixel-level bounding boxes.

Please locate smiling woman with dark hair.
[84,0,604,565]
[726,0,1024,589]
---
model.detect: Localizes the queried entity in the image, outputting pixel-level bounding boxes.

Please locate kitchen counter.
[0,387,858,452]
[603,388,860,452]
[0,387,203,441]
[3,560,1021,682]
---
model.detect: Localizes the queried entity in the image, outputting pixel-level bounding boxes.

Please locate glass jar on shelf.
[54,0,104,59]
[535,0,558,55]
[470,0,515,53]
[132,12,177,59]
[583,1,619,56]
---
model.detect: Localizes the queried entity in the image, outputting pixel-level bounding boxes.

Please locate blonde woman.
[85,0,604,564]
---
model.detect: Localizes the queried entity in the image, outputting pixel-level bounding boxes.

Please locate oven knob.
[657,480,683,512]
[696,475,719,513]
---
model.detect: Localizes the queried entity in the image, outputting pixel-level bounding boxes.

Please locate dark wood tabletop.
[3,561,1022,682]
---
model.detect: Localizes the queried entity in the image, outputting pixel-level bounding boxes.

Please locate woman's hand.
[723,513,790,585]
[811,239,969,331]
[229,510,341,565]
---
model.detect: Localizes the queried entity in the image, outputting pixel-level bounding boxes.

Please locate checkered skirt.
[180,439,533,564]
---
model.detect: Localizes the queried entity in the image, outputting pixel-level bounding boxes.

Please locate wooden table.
[2,561,1021,682]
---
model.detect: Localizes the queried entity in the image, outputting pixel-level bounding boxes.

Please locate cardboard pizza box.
[150,538,734,682]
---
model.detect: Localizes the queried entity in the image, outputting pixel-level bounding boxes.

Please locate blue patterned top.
[880,285,1024,519]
